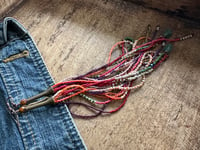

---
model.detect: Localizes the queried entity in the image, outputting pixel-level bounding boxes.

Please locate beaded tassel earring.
[18,25,193,119]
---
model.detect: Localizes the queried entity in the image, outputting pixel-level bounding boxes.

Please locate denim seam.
[64,104,87,149]
[59,105,86,149]
[58,106,76,147]
[17,121,29,150]
[24,114,37,147]
[25,36,53,87]
[24,38,49,88]
[0,66,12,99]
[27,34,54,85]
[0,63,22,104]
[5,60,23,104]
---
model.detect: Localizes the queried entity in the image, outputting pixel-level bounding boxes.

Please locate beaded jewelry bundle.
[18,25,193,119]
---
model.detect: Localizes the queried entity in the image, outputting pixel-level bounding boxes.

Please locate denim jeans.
[0,17,86,150]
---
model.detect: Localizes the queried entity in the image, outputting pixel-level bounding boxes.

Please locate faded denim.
[0,17,86,150]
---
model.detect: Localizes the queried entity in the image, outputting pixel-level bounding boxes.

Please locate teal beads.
[80,94,95,103]
[124,37,134,51]
[124,37,134,42]
[163,44,173,53]
[164,29,173,38]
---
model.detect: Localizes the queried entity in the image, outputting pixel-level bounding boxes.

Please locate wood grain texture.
[0,0,23,19]
[10,0,200,149]
[125,0,200,22]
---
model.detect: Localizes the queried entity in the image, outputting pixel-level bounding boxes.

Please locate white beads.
[180,34,193,41]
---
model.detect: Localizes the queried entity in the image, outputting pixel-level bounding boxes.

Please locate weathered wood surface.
[9,0,200,149]
[0,0,23,19]
[126,0,200,22]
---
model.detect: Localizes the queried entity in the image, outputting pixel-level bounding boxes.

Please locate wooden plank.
[0,0,23,19]
[126,0,200,22]
[9,0,200,149]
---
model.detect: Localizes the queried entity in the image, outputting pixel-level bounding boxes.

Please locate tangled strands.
[50,26,193,118]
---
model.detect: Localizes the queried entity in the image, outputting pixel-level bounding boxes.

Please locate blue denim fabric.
[0,17,86,150]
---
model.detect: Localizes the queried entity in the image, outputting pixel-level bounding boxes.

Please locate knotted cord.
[49,25,193,118]
[19,25,193,119]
